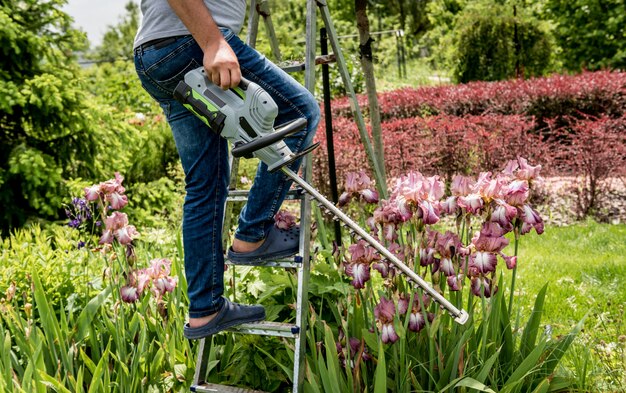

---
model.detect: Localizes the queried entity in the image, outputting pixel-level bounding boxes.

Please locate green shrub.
[451,2,555,83]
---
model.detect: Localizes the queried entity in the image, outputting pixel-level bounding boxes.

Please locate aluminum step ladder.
[190,1,378,392]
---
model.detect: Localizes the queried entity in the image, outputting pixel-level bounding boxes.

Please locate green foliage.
[451,1,555,82]
[0,230,195,392]
[545,0,626,71]
[0,0,99,231]
[125,174,184,229]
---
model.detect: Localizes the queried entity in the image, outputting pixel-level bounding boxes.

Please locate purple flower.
[372,260,390,278]
[472,223,509,253]
[491,200,518,228]
[451,175,474,196]
[419,247,436,266]
[120,285,139,303]
[447,274,463,291]
[338,171,379,206]
[344,263,370,289]
[84,184,101,201]
[375,297,399,344]
[409,312,426,332]
[417,200,440,225]
[106,192,128,210]
[348,337,372,361]
[457,194,484,214]
[381,323,399,344]
[274,210,297,230]
[519,205,544,235]
[471,276,498,298]
[504,180,529,206]
[500,253,517,269]
[439,258,456,276]
[382,223,398,241]
[397,295,409,315]
[435,231,462,258]
[468,252,498,274]
[374,296,396,323]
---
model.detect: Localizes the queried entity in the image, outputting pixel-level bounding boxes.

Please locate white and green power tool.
[174,67,318,172]
[174,67,469,325]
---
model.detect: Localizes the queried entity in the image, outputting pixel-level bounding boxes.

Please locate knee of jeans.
[304,99,321,136]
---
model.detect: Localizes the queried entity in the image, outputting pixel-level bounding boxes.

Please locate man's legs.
[134,37,232,320]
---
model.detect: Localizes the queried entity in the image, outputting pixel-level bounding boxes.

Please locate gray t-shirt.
[134,0,247,49]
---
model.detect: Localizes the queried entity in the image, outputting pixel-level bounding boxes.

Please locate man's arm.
[167,0,241,89]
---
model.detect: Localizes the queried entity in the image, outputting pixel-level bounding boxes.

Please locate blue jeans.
[134,29,320,318]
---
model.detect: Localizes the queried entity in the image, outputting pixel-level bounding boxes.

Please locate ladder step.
[227,188,304,202]
[191,383,268,393]
[227,320,300,338]
[279,54,337,73]
[226,255,302,268]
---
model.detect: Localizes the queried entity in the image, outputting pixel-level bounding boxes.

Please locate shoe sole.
[184,311,266,340]
[227,247,299,265]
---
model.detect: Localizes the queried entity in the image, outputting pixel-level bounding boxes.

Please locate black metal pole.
[320,27,342,246]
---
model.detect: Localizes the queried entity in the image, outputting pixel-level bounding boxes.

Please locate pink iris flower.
[504,180,529,206]
[84,184,101,201]
[504,157,542,182]
[491,200,518,228]
[471,276,498,298]
[457,193,484,214]
[374,296,399,344]
[338,171,379,207]
[344,240,379,289]
[106,192,128,210]
[419,247,436,266]
[447,274,463,291]
[274,210,297,230]
[345,263,371,289]
[469,252,498,274]
[120,285,139,303]
[451,175,474,196]
[519,205,544,235]
[115,225,139,245]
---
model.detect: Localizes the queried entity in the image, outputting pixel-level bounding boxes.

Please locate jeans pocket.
[141,38,203,98]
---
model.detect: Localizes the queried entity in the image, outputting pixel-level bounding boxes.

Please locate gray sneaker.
[184,298,265,340]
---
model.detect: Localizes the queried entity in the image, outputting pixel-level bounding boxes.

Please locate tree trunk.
[355,0,387,189]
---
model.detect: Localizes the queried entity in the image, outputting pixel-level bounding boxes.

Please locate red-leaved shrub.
[546,114,626,219]
[312,114,547,195]
[330,71,626,129]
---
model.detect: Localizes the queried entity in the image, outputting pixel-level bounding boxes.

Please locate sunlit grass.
[504,221,626,340]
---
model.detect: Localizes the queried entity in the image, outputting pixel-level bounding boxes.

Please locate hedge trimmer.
[174,67,469,325]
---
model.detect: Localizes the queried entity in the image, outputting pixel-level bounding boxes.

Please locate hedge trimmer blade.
[281,167,469,325]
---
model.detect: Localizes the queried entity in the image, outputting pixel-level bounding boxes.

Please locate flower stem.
[508,225,520,313]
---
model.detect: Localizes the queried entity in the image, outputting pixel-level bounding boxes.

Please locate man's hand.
[167,0,241,90]
[203,38,241,90]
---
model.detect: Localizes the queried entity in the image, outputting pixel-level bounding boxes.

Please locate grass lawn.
[502,220,625,390]
[506,221,625,338]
